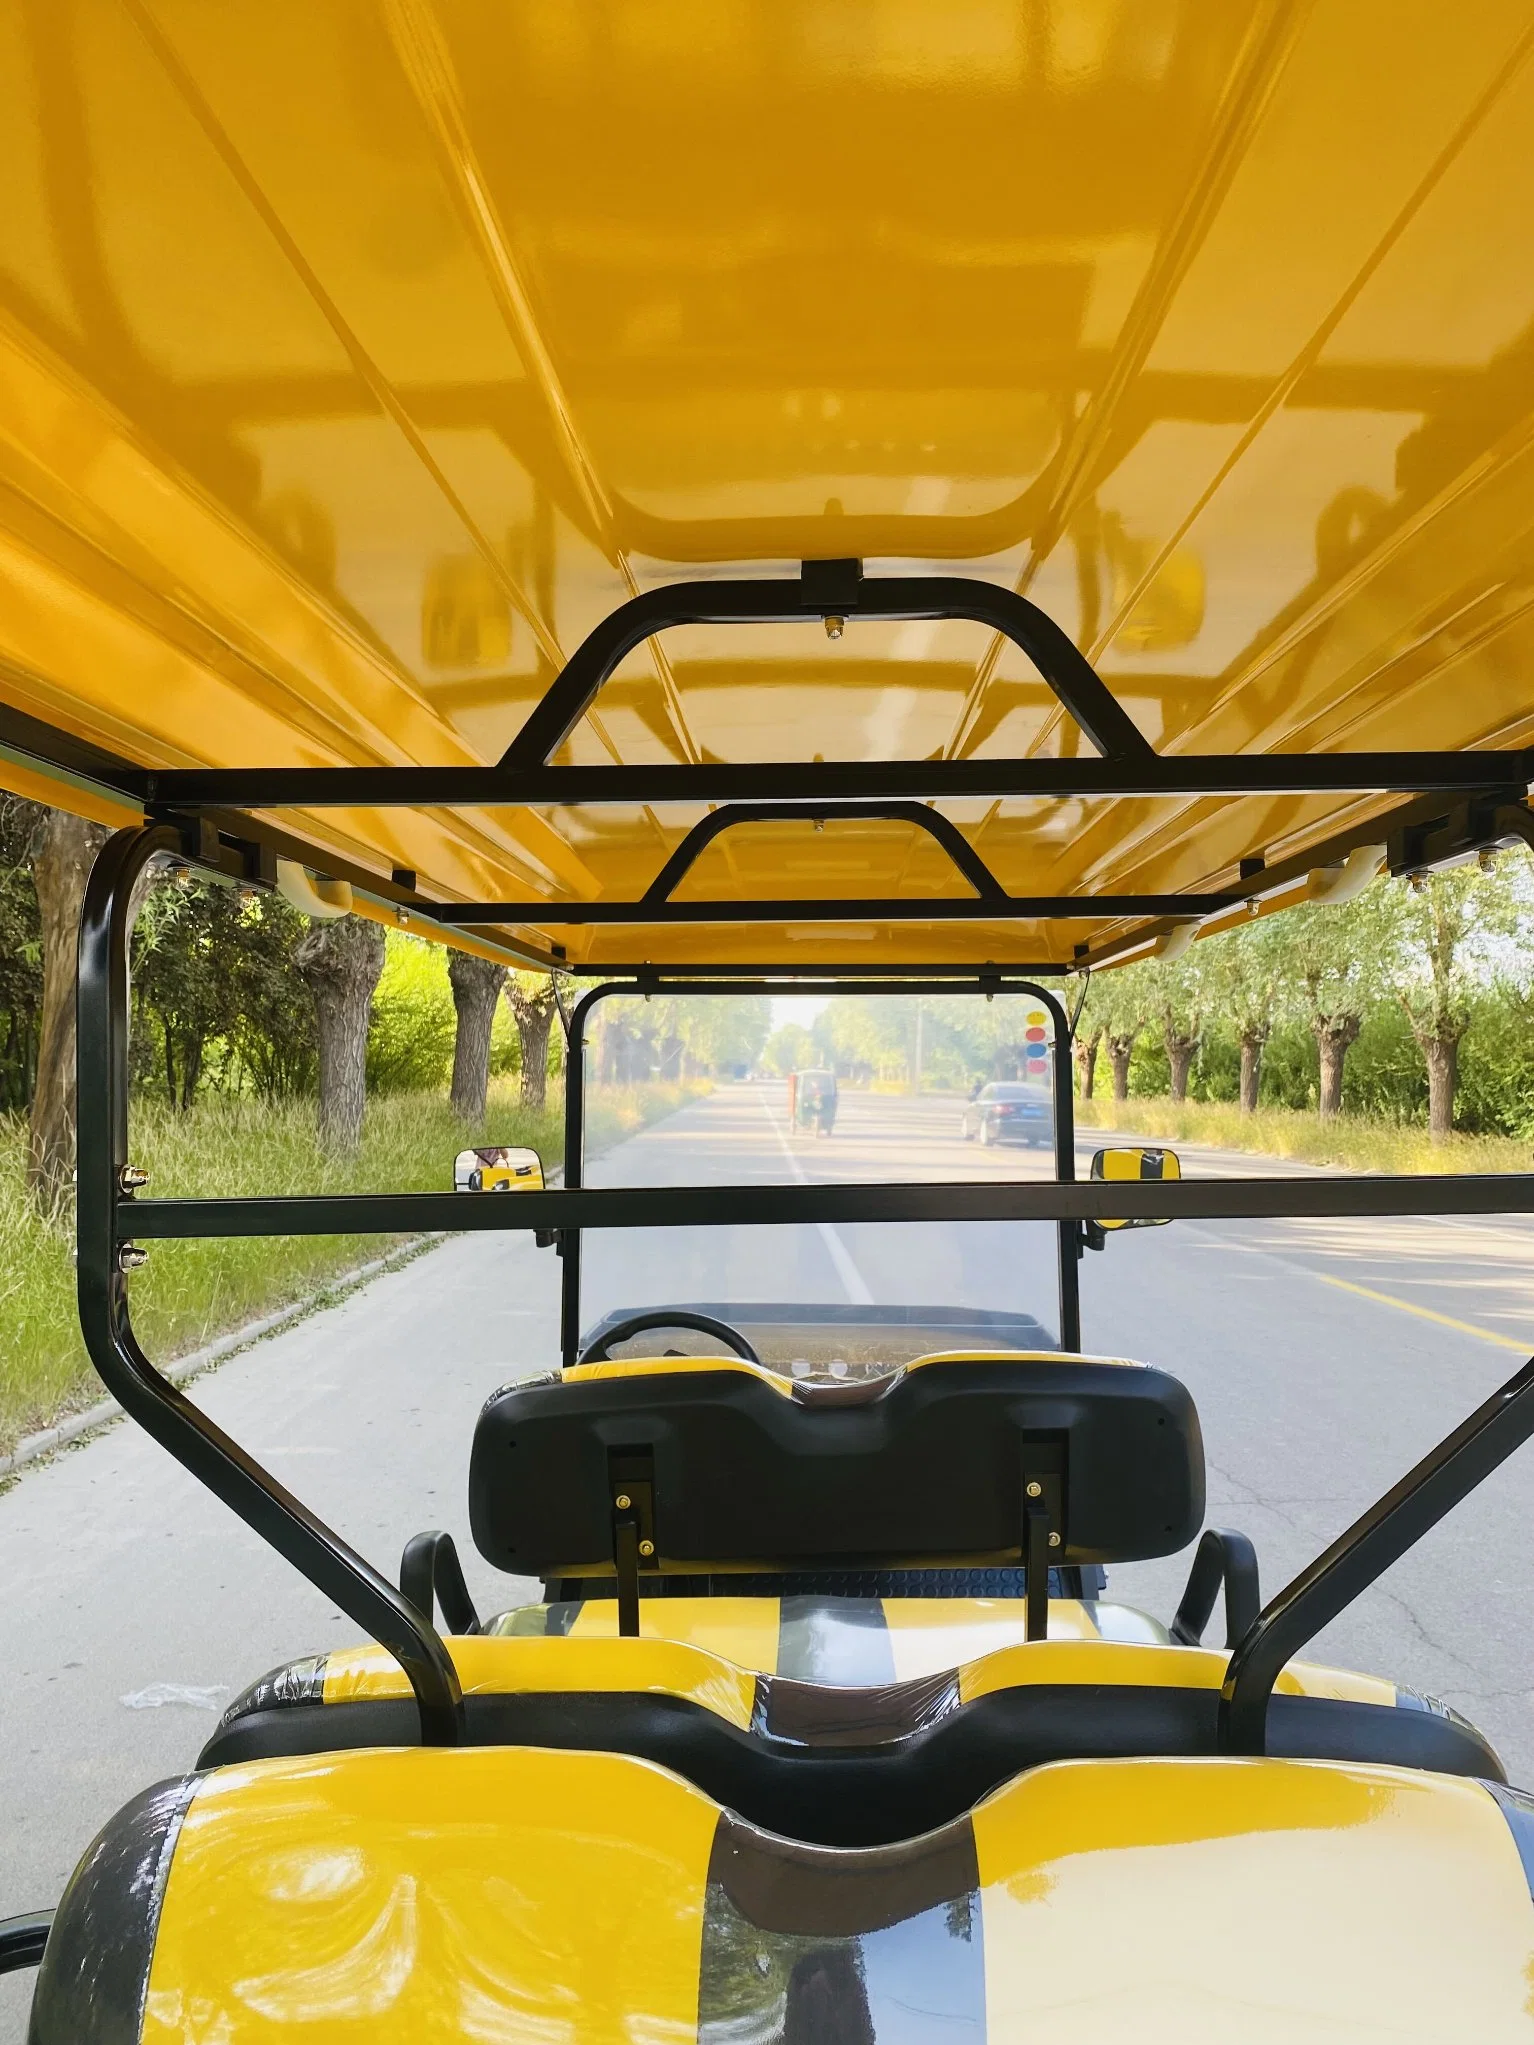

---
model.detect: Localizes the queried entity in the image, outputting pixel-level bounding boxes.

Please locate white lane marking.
[1177,1220,1534,1352]
[758,1091,874,1306]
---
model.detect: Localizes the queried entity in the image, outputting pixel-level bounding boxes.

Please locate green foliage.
[226,892,317,1097]
[809,993,1057,1091]
[763,1021,818,1075]
[1072,854,1534,1134]
[595,994,770,1083]
[131,878,317,1106]
[0,1076,707,1452]
[365,933,456,1094]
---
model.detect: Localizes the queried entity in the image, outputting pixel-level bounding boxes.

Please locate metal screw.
[824,614,845,640]
[638,1539,655,1558]
[119,1164,149,1192]
[117,1244,148,1272]
[1048,1531,1061,1548]
[1026,1481,1042,1498]
[614,1493,631,1511]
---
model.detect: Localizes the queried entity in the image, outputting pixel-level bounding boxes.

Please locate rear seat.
[36,1745,1534,2045]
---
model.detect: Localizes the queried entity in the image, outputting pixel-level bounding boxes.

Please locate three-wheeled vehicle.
[788,1066,839,1136]
[5,6,1534,2037]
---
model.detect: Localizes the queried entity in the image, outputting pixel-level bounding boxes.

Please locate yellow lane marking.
[1315,1272,1534,1353]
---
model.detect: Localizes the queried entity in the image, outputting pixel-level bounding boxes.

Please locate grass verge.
[1073,1093,1533,1175]
[0,1078,707,1455]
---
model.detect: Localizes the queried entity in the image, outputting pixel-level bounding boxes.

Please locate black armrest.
[400,1530,482,1636]
[1170,1528,1260,1648]
[0,1911,52,1976]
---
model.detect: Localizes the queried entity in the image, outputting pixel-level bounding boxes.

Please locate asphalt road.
[6,1082,1534,2034]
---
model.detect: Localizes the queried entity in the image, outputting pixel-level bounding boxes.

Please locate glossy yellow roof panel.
[2,2,1532,965]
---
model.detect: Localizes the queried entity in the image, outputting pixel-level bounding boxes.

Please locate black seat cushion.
[201,1667,1501,1847]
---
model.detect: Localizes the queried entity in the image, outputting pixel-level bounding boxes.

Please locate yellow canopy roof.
[1,2,1532,969]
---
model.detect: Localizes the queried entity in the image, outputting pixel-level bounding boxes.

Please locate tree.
[764,1021,817,1076]
[132,877,249,1109]
[1388,859,1528,1140]
[1155,954,1205,1104]
[294,914,386,1150]
[1087,961,1153,1102]
[1072,1019,1102,1100]
[27,808,109,1208]
[1205,918,1283,1113]
[505,972,560,1108]
[448,950,506,1121]
[1280,894,1386,1119]
[226,893,316,1096]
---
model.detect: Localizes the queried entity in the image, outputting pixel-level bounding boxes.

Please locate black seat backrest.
[470,1355,1204,1579]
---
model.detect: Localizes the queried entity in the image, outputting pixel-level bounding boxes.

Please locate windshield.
[574,989,1064,1366]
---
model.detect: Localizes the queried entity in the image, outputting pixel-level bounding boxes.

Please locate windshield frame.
[561,977,1079,1366]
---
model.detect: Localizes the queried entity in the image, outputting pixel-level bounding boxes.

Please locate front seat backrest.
[470,1352,1203,1579]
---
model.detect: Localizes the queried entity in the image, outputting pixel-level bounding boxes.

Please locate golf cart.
[5,7,1534,2036]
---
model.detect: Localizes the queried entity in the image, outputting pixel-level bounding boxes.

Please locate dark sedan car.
[960,1081,1053,1148]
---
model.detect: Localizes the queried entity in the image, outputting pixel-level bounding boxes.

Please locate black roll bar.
[76,824,464,1746]
[499,559,1154,767]
[637,802,1013,907]
[68,828,1534,1754]
[1220,1357,1534,1753]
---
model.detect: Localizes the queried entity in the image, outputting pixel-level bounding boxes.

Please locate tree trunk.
[1238,1030,1267,1115]
[1421,1034,1459,1142]
[294,916,385,1151]
[1105,1031,1136,1101]
[1165,1032,1198,1104]
[513,1004,554,1108]
[448,952,506,1122]
[1312,1012,1361,1119]
[506,980,557,1109]
[28,809,109,1210]
[1072,1028,1101,1101]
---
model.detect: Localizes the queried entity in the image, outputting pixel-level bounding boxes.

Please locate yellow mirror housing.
[1089,1146,1180,1231]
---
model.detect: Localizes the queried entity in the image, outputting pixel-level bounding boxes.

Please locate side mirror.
[454,1145,545,1193]
[1086,1146,1180,1239]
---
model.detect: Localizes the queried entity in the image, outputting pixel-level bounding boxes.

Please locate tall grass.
[0,1078,707,1455]
[1074,1093,1534,1175]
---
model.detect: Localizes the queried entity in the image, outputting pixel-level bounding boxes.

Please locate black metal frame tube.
[114,1172,1534,1238]
[499,563,1154,767]
[144,753,1534,809]
[428,893,1235,926]
[1220,1357,1534,1753]
[639,801,1011,906]
[557,977,1080,1360]
[76,825,464,1745]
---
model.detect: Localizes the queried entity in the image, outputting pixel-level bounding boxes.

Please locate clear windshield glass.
[577,991,1063,1364]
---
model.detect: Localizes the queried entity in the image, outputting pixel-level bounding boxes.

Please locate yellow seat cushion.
[32,1746,1534,2044]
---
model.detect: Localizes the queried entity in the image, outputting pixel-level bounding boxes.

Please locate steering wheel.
[577,1309,762,1366]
